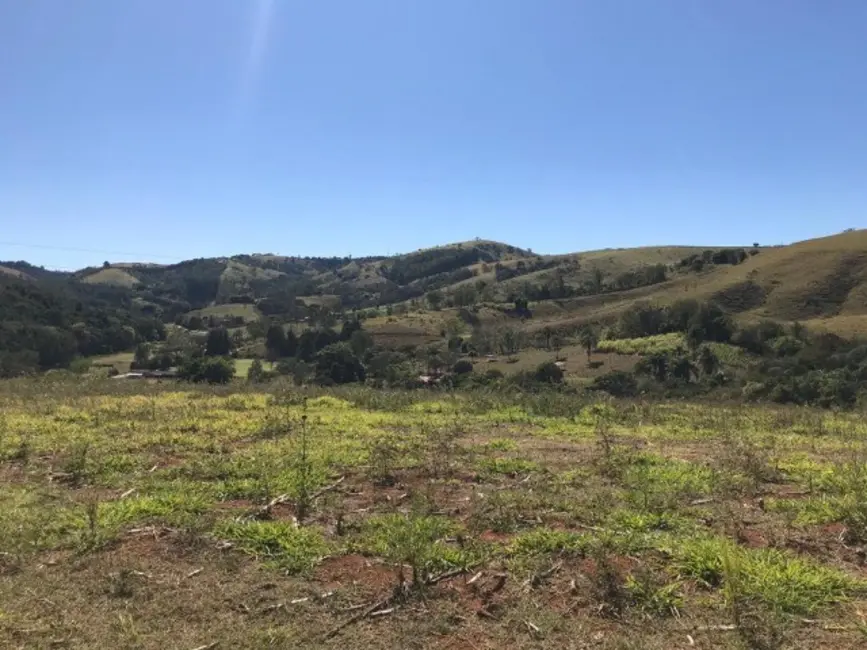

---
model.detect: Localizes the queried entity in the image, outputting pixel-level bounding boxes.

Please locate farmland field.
[1,379,867,649]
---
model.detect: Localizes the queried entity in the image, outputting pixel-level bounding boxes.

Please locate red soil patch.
[578,555,637,579]
[478,530,512,543]
[313,554,396,593]
[819,522,847,536]
[737,527,769,549]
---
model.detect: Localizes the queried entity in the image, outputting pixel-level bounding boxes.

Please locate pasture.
[1,379,866,649]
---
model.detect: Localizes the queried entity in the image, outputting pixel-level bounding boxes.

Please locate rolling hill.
[2,230,865,365]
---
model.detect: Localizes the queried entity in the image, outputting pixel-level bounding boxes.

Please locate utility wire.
[0,240,185,262]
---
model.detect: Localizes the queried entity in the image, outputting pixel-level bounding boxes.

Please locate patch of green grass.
[625,571,683,618]
[597,333,685,356]
[89,351,135,372]
[81,267,140,288]
[606,509,693,534]
[623,454,715,512]
[233,359,259,378]
[481,438,519,452]
[668,536,862,615]
[478,457,540,476]
[189,303,262,322]
[0,488,84,555]
[213,520,329,574]
[705,342,751,368]
[99,492,211,530]
[507,527,589,557]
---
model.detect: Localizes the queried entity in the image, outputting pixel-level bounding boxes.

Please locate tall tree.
[578,327,599,365]
[283,329,298,357]
[205,327,232,356]
[265,324,286,359]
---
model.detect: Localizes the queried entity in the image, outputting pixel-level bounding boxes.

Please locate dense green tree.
[178,356,235,384]
[340,319,363,341]
[297,330,319,361]
[426,290,444,311]
[283,329,298,357]
[265,324,286,359]
[205,327,232,356]
[186,315,204,331]
[452,284,478,307]
[349,329,373,357]
[315,342,366,384]
[247,358,267,383]
[132,343,150,369]
[697,345,720,377]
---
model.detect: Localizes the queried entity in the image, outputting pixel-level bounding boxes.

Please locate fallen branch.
[323,597,392,640]
[427,567,470,585]
[689,497,714,506]
[311,476,346,501]
[185,568,203,579]
[340,603,367,613]
[190,643,218,650]
[369,607,396,618]
[246,494,294,522]
[573,522,606,533]
[120,488,137,499]
[529,561,562,587]
[524,620,541,634]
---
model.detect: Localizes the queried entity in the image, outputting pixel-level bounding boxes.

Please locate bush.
[589,371,638,397]
[314,342,365,385]
[246,358,267,383]
[534,361,564,384]
[452,360,474,375]
[178,356,235,384]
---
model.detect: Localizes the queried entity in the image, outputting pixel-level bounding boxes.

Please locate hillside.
[2,230,866,377]
[511,230,867,337]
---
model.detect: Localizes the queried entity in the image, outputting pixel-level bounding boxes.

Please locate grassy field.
[90,351,135,372]
[81,267,141,288]
[477,345,640,381]
[1,379,867,649]
[188,303,262,322]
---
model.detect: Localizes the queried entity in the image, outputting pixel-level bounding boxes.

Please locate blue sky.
[1,1,865,269]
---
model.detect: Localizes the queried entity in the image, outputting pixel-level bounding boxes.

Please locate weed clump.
[214,520,328,574]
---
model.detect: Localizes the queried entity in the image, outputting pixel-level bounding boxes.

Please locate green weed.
[507,527,589,557]
[214,520,328,574]
[478,457,539,477]
[670,536,860,615]
[625,570,683,618]
[352,513,470,589]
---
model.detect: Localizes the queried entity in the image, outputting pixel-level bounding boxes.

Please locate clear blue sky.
[1,1,865,269]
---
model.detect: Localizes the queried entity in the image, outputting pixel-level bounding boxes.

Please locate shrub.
[354,513,462,589]
[213,520,328,574]
[453,359,474,375]
[246,358,267,383]
[178,356,235,384]
[314,342,365,385]
[534,361,564,384]
[589,371,638,397]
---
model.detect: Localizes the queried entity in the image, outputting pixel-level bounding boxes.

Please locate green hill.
[3,230,867,377]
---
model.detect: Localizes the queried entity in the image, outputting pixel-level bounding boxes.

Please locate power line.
[0,240,185,262]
